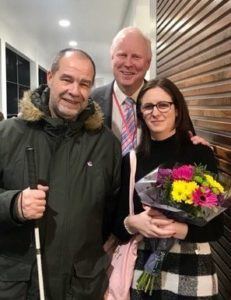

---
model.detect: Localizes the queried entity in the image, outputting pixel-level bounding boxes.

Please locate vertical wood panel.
[156,1,231,299]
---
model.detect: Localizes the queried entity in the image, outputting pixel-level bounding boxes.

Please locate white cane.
[26,146,45,300]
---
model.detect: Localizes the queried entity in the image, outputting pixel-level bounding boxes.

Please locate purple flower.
[157,168,172,184]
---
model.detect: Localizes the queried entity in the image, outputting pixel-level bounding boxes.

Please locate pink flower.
[172,165,193,181]
[192,187,218,207]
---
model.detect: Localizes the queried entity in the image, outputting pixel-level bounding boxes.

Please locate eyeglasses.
[140,101,174,114]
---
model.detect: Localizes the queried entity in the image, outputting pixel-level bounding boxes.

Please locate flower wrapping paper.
[134,164,231,295]
[135,164,230,226]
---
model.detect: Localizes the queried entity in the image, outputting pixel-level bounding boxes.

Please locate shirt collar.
[113,81,145,104]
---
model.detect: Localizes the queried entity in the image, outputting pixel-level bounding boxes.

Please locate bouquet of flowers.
[135,164,230,295]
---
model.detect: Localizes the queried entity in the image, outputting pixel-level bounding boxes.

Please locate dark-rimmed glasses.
[141,101,174,114]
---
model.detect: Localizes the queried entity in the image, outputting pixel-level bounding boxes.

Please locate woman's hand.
[145,206,188,239]
[126,207,188,240]
[125,207,176,238]
[161,221,188,240]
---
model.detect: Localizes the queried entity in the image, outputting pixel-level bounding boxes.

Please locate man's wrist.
[15,192,27,222]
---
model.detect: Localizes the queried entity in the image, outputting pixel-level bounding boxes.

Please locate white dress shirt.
[111,81,144,145]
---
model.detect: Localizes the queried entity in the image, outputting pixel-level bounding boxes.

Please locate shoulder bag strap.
[129,149,137,215]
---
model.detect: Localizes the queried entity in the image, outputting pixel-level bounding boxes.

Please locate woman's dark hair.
[136,77,195,156]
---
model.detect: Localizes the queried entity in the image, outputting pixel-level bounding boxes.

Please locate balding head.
[111,27,152,61]
[110,27,152,96]
[50,48,96,85]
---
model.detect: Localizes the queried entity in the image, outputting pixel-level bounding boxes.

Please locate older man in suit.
[91,27,208,153]
[91,27,150,143]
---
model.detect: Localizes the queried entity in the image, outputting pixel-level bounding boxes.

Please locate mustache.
[60,92,84,103]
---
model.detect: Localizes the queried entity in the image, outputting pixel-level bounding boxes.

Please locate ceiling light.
[69,41,78,47]
[59,19,70,27]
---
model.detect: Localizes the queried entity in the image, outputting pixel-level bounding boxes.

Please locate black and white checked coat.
[113,135,223,299]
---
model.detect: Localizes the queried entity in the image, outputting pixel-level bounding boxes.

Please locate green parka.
[0,86,121,299]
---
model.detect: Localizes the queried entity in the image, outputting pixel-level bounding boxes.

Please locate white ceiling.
[0,0,131,79]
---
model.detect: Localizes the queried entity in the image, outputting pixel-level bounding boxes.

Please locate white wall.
[122,0,156,79]
[0,18,50,117]
[0,19,50,69]
[0,0,156,116]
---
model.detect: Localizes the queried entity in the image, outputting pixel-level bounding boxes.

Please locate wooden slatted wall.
[155,0,231,299]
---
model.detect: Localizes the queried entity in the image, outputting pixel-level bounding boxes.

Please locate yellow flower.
[171,180,185,202]
[184,181,198,204]
[171,180,198,204]
[204,174,224,194]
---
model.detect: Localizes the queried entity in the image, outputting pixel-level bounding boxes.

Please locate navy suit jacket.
[91,81,114,128]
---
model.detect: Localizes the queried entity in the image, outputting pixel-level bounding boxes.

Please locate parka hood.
[19,85,104,131]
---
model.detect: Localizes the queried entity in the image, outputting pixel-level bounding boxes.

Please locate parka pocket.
[70,258,108,299]
[0,255,32,281]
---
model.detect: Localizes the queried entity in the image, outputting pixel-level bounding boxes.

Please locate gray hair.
[110,27,152,60]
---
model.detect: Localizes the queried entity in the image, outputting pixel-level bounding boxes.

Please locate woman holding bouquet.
[112,77,223,299]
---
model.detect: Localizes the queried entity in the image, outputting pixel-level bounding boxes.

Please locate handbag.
[105,150,142,300]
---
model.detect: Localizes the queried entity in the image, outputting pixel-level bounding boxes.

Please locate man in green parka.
[0,48,121,299]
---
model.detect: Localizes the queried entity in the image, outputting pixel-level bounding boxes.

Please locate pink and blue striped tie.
[121,97,137,156]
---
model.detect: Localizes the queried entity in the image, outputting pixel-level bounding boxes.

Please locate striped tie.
[121,97,137,156]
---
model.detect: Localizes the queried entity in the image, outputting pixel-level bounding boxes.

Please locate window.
[6,47,30,118]
[39,66,47,85]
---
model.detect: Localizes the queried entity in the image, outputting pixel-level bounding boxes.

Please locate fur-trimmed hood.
[18,85,104,131]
